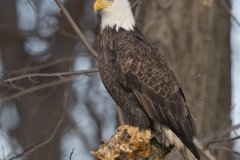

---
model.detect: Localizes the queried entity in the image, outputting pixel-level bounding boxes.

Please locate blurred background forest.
[0,0,239,160]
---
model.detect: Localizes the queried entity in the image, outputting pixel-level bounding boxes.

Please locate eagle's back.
[98,27,199,160]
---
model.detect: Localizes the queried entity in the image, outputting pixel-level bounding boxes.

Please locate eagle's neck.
[100,5,135,32]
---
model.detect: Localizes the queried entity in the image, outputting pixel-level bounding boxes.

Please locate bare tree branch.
[7,87,73,160]
[2,55,77,75]
[214,146,240,157]
[0,68,98,85]
[203,123,240,142]
[7,110,66,160]
[69,148,74,160]
[0,68,98,102]
[55,0,98,60]
[207,135,240,148]
[194,138,217,160]
[133,0,142,20]
[220,0,240,28]
[183,70,207,89]
[142,0,176,33]
[132,0,141,8]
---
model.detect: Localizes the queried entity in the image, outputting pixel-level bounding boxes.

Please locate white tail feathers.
[179,147,198,160]
[161,127,198,160]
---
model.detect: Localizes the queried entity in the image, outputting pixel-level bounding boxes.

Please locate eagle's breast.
[98,27,151,128]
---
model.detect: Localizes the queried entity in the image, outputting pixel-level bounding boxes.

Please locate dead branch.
[207,135,240,148]
[133,0,142,20]
[132,0,141,8]
[0,68,98,85]
[194,138,217,160]
[0,68,98,102]
[55,0,98,60]
[143,0,176,33]
[2,55,77,75]
[203,123,240,142]
[7,88,72,160]
[220,0,240,28]
[7,110,66,160]
[194,125,240,160]
[183,70,207,89]
[69,148,74,160]
[214,146,240,157]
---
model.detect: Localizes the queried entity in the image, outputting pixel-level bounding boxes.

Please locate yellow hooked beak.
[94,0,112,13]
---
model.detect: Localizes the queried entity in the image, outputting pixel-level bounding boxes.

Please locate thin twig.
[0,68,98,85]
[214,146,240,157]
[2,145,5,160]
[220,0,240,28]
[0,68,98,102]
[2,55,77,75]
[194,138,216,160]
[207,135,240,148]
[203,123,240,142]
[183,70,206,89]
[132,0,141,8]
[7,110,67,160]
[7,88,73,160]
[133,0,142,20]
[69,148,74,160]
[55,0,98,60]
[143,0,176,33]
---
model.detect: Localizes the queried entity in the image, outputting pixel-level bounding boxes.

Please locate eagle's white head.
[94,0,135,32]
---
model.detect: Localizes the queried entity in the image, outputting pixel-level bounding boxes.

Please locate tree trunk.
[134,0,232,159]
[0,0,84,159]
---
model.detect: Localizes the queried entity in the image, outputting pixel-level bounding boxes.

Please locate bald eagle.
[94,0,200,159]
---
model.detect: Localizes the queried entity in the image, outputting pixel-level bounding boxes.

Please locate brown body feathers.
[98,27,200,159]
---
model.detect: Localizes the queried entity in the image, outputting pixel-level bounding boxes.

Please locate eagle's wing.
[114,29,199,159]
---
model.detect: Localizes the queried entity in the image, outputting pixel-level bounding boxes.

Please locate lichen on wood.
[91,125,171,160]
